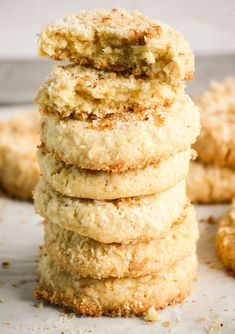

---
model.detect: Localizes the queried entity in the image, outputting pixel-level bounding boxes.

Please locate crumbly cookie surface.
[33,251,197,317]
[38,8,194,82]
[0,111,40,199]
[194,77,235,168]
[187,161,235,203]
[44,204,198,278]
[34,178,187,244]
[40,95,200,172]
[36,64,185,118]
[38,148,191,200]
[216,201,235,273]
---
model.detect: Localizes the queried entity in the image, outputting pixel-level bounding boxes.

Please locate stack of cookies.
[33,8,200,317]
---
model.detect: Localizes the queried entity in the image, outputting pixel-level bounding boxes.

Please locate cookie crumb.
[78,328,93,334]
[144,306,159,322]
[32,302,44,308]
[162,320,172,328]
[59,309,75,322]
[12,279,28,288]
[200,216,217,225]
[0,299,5,303]
[2,321,10,326]
[197,316,209,322]
[206,317,223,334]
[1,261,10,269]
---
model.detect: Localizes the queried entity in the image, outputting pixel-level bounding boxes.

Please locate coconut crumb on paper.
[59,309,75,322]
[12,279,35,288]
[205,316,223,334]
[2,321,11,326]
[1,261,10,268]
[200,216,217,225]
[162,320,172,328]
[78,328,94,334]
[32,302,44,308]
[196,316,209,322]
[144,306,159,322]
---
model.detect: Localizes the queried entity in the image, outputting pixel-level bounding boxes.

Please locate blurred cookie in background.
[0,110,40,200]
[187,161,235,203]
[187,77,235,203]
[216,200,235,273]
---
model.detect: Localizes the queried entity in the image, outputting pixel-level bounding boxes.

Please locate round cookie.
[36,64,185,118]
[38,8,194,83]
[33,251,197,317]
[194,77,235,168]
[187,161,235,203]
[38,148,191,200]
[0,110,40,200]
[44,204,198,278]
[216,201,235,273]
[34,179,187,244]
[40,95,200,172]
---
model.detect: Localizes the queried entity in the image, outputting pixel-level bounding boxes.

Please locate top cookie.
[194,77,235,168]
[38,8,194,82]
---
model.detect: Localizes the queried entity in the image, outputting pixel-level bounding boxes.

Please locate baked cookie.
[40,95,200,172]
[38,148,191,200]
[33,250,197,317]
[0,110,40,200]
[44,204,198,278]
[36,64,185,118]
[38,8,194,83]
[194,77,235,168]
[34,178,187,244]
[216,201,235,273]
[187,161,235,203]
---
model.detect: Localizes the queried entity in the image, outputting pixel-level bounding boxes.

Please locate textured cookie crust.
[44,204,198,278]
[194,77,235,168]
[216,201,235,273]
[33,251,197,317]
[36,64,185,118]
[38,148,191,199]
[38,8,194,82]
[187,161,235,203]
[0,111,40,199]
[34,179,187,244]
[40,95,200,172]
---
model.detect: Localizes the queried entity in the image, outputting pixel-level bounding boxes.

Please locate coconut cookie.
[33,250,197,317]
[44,204,198,278]
[194,77,235,169]
[36,64,185,119]
[0,110,40,200]
[38,8,194,83]
[187,161,235,203]
[38,149,191,200]
[40,95,200,172]
[34,179,187,244]
[216,201,235,273]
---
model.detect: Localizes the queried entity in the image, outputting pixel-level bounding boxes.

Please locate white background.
[1,0,235,58]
